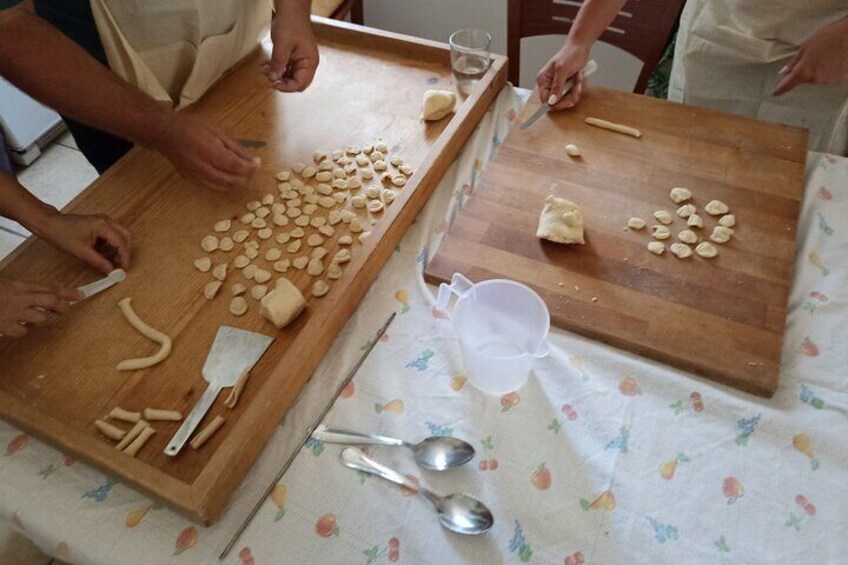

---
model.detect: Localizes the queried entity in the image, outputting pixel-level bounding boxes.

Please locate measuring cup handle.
[435,273,475,315]
[532,340,551,359]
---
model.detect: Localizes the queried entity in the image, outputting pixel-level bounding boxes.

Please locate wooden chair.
[507,0,685,93]
[312,0,364,24]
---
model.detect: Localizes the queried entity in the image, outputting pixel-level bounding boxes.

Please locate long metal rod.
[219,312,397,560]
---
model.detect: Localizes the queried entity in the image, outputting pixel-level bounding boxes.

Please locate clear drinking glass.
[449,29,492,92]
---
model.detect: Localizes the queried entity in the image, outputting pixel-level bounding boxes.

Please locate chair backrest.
[507,0,686,93]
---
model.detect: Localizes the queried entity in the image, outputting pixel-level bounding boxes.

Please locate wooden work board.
[0,18,507,523]
[426,87,807,398]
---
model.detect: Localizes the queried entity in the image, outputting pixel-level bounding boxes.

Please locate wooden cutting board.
[0,18,506,523]
[426,87,807,397]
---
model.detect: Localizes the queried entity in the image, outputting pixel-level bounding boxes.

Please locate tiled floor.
[0,131,98,262]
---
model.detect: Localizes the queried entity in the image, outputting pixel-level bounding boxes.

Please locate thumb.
[269,42,294,82]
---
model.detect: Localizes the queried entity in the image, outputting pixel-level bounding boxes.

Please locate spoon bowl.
[412,436,476,471]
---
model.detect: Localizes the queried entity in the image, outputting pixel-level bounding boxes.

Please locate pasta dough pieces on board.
[422,90,457,121]
[536,195,585,245]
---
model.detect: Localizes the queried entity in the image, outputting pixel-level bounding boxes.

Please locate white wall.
[362,0,642,92]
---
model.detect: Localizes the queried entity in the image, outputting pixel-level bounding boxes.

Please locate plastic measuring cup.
[436,273,550,395]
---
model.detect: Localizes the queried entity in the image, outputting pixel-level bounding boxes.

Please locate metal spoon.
[313,425,475,470]
[340,447,494,535]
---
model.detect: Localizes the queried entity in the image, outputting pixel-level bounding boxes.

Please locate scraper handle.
[164,384,220,456]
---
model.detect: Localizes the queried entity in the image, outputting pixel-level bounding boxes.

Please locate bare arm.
[0,2,259,190]
[537,0,628,109]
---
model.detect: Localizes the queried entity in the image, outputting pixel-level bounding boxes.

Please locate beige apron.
[669,0,848,154]
[90,0,272,108]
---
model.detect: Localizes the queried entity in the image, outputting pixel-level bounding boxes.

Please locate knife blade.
[520,60,598,131]
[237,138,267,149]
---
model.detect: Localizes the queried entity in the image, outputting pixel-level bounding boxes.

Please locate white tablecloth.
[1,86,846,565]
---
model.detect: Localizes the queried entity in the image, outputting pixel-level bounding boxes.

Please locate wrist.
[20,202,59,239]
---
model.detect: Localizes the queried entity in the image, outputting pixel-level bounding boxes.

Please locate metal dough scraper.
[165,326,274,456]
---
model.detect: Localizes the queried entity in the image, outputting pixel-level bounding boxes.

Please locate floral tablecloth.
[1,86,846,565]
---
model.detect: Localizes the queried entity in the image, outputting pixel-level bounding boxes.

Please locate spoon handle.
[340,447,420,493]
[314,425,405,447]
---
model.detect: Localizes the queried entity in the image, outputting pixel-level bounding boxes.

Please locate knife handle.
[164,384,220,456]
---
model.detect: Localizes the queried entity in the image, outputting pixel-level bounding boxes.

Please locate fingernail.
[565,101,575,108]
[547,94,558,105]
[779,65,789,75]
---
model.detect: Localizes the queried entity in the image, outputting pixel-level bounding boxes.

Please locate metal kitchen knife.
[520,59,598,130]
[164,326,274,457]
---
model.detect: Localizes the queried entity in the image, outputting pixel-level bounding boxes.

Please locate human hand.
[33,211,131,274]
[157,113,260,191]
[0,278,80,338]
[774,17,848,96]
[265,5,320,93]
[537,41,591,110]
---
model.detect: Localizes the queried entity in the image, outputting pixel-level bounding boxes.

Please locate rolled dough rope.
[115,420,148,451]
[143,408,183,421]
[116,298,173,371]
[123,426,156,457]
[224,369,250,409]
[585,117,642,138]
[94,419,127,441]
[108,406,141,423]
[190,415,225,450]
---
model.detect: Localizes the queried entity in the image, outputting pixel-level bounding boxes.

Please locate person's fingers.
[268,43,294,82]
[221,136,262,169]
[547,61,573,107]
[18,306,49,326]
[92,222,131,271]
[0,322,28,338]
[774,63,810,95]
[291,59,318,91]
[779,51,803,76]
[212,139,259,178]
[536,63,555,103]
[57,287,84,302]
[196,161,248,191]
[552,71,584,110]
[272,77,304,93]
[11,280,55,295]
[28,292,71,315]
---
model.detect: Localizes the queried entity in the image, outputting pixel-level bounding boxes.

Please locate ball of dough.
[718,214,736,227]
[670,242,693,259]
[647,241,665,255]
[651,225,671,240]
[676,204,696,218]
[627,217,646,230]
[695,241,718,258]
[687,213,704,229]
[422,89,457,121]
[565,144,581,157]
[653,210,673,225]
[705,200,729,215]
[669,187,691,204]
[260,278,306,329]
[677,230,698,244]
[536,195,585,245]
[710,226,734,244]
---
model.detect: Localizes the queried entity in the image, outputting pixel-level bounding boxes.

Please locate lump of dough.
[213,219,232,233]
[201,236,219,252]
[687,213,704,229]
[212,263,228,282]
[311,280,330,297]
[204,281,222,299]
[194,257,212,272]
[677,230,698,244]
[695,241,718,258]
[307,259,324,276]
[219,237,234,252]
[536,195,585,245]
[670,242,693,259]
[650,225,671,240]
[327,263,343,280]
[676,204,696,218]
[653,210,673,225]
[422,89,457,121]
[251,285,268,300]
[230,296,248,316]
[627,217,645,230]
[670,187,691,204]
[647,242,665,255]
[260,278,306,329]
[718,214,736,227]
[565,144,581,157]
[710,226,734,243]
[705,200,729,215]
[231,283,247,296]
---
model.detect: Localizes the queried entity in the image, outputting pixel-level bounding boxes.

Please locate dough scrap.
[365,186,380,199]
[565,144,581,157]
[230,296,248,316]
[352,195,367,208]
[260,278,306,328]
[254,269,272,284]
[718,214,736,227]
[653,210,673,225]
[678,230,698,244]
[391,176,407,187]
[383,189,397,205]
[204,281,222,299]
[307,234,324,247]
[584,116,642,138]
[287,240,303,253]
[261,194,275,206]
[275,171,290,182]
[95,419,127,441]
[116,298,172,371]
[255,206,270,219]
[670,242,693,259]
[290,227,305,239]
[232,283,247,296]
[311,280,330,297]
[265,248,282,262]
[108,406,141,423]
[311,246,328,260]
[292,256,309,270]
[224,369,249,409]
[251,285,268,300]
[307,258,324,276]
[244,246,259,260]
[705,200,729,215]
[333,249,352,264]
[313,150,327,164]
[190,415,224,450]
[318,225,335,237]
[695,241,718,258]
[294,215,310,227]
[399,165,414,177]
[123,425,155,457]
[243,264,258,280]
[302,166,317,179]
[338,235,353,246]
[348,178,362,190]
[647,241,665,255]
[536,195,585,244]
[219,237,234,252]
[373,160,387,172]
[650,225,671,240]
[212,263,228,282]
[327,262,343,280]
[316,171,332,183]
[143,408,182,421]
[273,259,291,273]
[627,218,645,230]
[213,219,232,233]
[368,200,384,214]
[670,187,691,204]
[358,231,372,243]
[422,89,457,121]
[251,218,268,229]
[310,216,327,228]
[350,217,364,233]
[201,236,219,253]
[687,213,704,229]
[116,420,148,451]
[194,257,212,272]
[241,212,256,224]
[319,196,336,208]
[232,230,249,243]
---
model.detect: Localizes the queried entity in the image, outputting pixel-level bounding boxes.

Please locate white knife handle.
[553,59,598,101]
[165,384,220,456]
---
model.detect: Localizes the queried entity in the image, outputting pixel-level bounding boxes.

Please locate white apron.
[669,0,848,154]
[90,0,272,108]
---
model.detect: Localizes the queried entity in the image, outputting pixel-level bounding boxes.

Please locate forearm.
[0,4,172,150]
[0,173,56,236]
[565,0,629,47]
